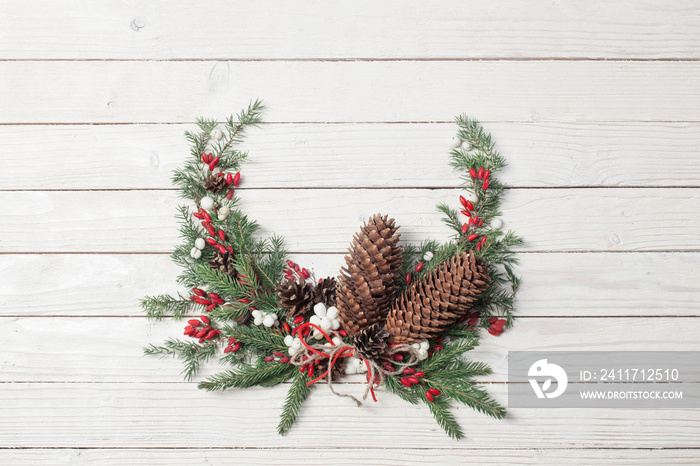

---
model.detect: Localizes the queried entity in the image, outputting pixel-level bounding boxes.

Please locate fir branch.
[421,339,479,373]
[223,324,287,353]
[141,293,195,321]
[199,359,294,391]
[144,338,218,381]
[425,396,464,439]
[384,375,420,405]
[278,371,313,435]
[426,378,506,420]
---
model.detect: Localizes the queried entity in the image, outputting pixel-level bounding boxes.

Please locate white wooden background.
[1,1,699,464]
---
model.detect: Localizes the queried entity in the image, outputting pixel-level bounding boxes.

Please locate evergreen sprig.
[278,371,313,435]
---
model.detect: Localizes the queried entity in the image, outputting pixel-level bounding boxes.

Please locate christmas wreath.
[143,100,522,438]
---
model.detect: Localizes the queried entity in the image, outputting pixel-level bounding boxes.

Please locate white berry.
[419,340,429,350]
[326,306,338,319]
[320,316,332,330]
[211,128,224,141]
[200,196,215,211]
[423,251,434,261]
[251,309,262,319]
[411,343,421,350]
[461,140,472,151]
[253,316,263,326]
[418,348,429,360]
[217,206,230,221]
[194,238,206,250]
[491,218,503,230]
[309,315,321,326]
[450,136,462,148]
[332,336,343,346]
[291,338,302,349]
[313,302,327,318]
[263,314,276,328]
[331,319,340,330]
[190,247,202,259]
[284,335,294,347]
[345,365,358,375]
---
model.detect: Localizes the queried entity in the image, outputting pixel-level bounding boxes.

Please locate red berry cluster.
[223,337,242,354]
[458,194,489,252]
[488,317,507,336]
[400,368,442,402]
[264,350,290,364]
[456,310,480,327]
[189,287,224,312]
[192,208,234,256]
[468,166,490,191]
[200,152,241,199]
[183,314,221,343]
[283,259,310,281]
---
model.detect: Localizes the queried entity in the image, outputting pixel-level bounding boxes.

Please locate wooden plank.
[1,317,697,382]
[1,188,698,253]
[1,448,698,465]
[2,252,699,317]
[2,1,699,60]
[1,61,700,123]
[2,122,700,190]
[1,382,699,448]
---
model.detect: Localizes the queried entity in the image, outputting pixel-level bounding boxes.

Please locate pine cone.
[337,214,403,337]
[385,250,490,344]
[315,277,337,307]
[208,250,237,277]
[204,174,228,193]
[352,323,389,362]
[276,278,315,319]
[316,358,346,381]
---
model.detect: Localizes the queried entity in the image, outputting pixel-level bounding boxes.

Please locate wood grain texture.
[1,317,696,383]
[1,188,698,253]
[2,1,699,59]
[2,252,699,317]
[2,122,700,190]
[2,383,699,449]
[2,448,699,465]
[2,61,700,123]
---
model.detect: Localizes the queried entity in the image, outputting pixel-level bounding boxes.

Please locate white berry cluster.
[411,340,430,360]
[252,309,279,328]
[190,237,207,259]
[344,356,368,375]
[284,334,303,356]
[423,250,434,262]
[308,303,340,339]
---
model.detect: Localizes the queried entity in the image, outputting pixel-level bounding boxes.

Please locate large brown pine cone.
[385,250,490,344]
[337,214,403,337]
[276,278,315,319]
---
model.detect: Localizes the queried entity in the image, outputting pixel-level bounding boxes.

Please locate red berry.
[228,337,236,345]
[218,230,226,241]
[227,190,234,200]
[469,168,477,178]
[202,326,212,333]
[461,223,468,234]
[284,273,294,280]
[231,342,242,352]
[478,220,484,227]
[293,316,305,325]
[301,268,310,278]
[193,212,203,220]
[192,288,206,297]
[415,262,424,272]
[200,316,210,324]
[205,237,217,246]
[215,245,226,254]
[199,337,205,343]
[459,195,468,208]
[205,330,217,340]
[405,273,412,284]
[383,362,395,371]
[414,371,425,378]
[273,351,286,358]
[477,167,485,179]
[226,173,233,185]
[201,152,209,163]
[307,365,314,377]
[291,326,298,336]
[184,326,194,335]
[477,243,482,251]
[400,378,412,388]
[195,329,206,338]
[233,172,241,186]
[264,356,275,362]
[466,200,474,211]
[339,329,347,337]
[393,353,404,361]
[467,234,478,241]
[429,388,441,396]
[425,391,434,402]
[279,357,290,364]
[206,225,216,237]
[293,264,301,273]
[201,211,211,223]
[227,245,234,253]
[286,260,295,267]
[207,292,220,300]
[434,344,443,352]
[283,322,291,333]
[209,157,220,171]
[188,319,200,326]
[223,346,233,353]
[484,169,491,180]
[403,368,416,375]
[407,376,420,384]
[461,209,471,217]
[483,180,490,190]
[489,317,498,324]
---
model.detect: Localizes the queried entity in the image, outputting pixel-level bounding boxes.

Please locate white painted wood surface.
[1,1,699,464]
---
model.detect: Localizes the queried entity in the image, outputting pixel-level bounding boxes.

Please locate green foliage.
[278,372,313,435]
[144,338,219,381]
[141,293,195,320]
[199,359,295,391]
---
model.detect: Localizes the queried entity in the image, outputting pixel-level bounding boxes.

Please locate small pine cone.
[352,323,389,362]
[204,174,228,193]
[337,214,403,337]
[208,251,237,277]
[315,277,337,307]
[316,358,346,381]
[276,278,315,319]
[385,250,490,344]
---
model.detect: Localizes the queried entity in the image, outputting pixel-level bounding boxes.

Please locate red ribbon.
[295,322,377,402]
